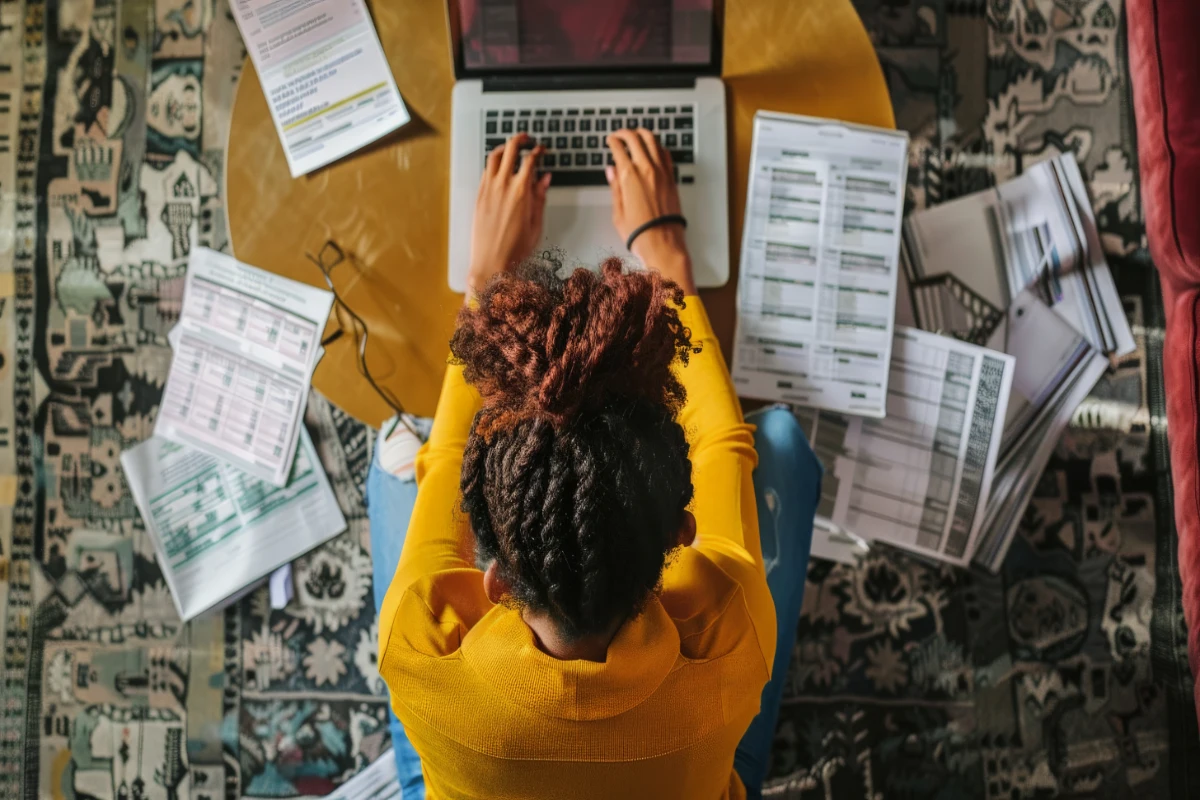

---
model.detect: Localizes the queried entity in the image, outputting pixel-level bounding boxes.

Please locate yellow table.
[226,0,894,425]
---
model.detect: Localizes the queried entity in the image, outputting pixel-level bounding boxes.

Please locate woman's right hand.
[605,130,697,294]
[467,134,551,301]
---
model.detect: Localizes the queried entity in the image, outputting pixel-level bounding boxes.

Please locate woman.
[371,130,822,799]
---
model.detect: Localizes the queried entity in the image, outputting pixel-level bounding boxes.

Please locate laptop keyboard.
[483,105,696,186]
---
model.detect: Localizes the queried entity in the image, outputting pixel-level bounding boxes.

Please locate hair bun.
[452,259,695,438]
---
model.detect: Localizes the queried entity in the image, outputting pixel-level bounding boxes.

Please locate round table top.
[226,0,894,426]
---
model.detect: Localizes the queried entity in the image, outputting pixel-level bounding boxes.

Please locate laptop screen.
[455,0,716,72]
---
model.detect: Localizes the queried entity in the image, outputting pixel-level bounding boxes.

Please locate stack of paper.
[899,153,1133,571]
[730,121,1130,572]
[122,247,345,619]
[730,112,1025,570]
[732,112,910,417]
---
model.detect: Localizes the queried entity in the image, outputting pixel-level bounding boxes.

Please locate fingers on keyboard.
[484,107,696,185]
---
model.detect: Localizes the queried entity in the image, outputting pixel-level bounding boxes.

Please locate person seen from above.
[370,130,822,800]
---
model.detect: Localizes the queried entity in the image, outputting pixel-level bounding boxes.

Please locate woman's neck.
[521,609,622,663]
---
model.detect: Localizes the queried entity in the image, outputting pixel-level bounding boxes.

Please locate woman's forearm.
[645,251,697,296]
[674,297,760,558]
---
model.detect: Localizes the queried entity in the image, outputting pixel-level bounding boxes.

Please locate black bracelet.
[625,214,688,252]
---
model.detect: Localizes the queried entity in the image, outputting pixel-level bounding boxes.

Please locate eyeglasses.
[306,240,421,440]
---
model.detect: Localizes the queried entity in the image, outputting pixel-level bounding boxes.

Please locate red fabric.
[1127,0,1200,723]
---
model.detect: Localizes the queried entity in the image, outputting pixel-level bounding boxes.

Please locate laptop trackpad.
[541,197,626,267]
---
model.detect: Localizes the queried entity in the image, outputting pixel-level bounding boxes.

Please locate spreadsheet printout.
[121,428,346,620]
[732,112,910,417]
[156,248,334,486]
[807,328,1014,565]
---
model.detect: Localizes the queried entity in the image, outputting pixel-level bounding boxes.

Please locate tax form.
[231,0,410,176]
[156,248,334,487]
[121,428,347,621]
[732,112,909,417]
[807,328,1014,566]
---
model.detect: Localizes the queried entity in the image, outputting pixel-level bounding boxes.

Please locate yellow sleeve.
[379,362,483,654]
[663,297,776,669]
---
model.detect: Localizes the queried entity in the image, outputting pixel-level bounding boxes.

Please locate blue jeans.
[367,407,821,799]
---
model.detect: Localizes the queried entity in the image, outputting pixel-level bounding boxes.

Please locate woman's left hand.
[467,133,551,299]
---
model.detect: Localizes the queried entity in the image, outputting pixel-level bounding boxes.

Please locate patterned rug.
[0,0,1195,798]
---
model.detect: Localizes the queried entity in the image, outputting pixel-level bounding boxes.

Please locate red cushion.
[1127,0,1200,722]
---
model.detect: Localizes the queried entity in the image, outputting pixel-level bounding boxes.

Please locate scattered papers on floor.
[898,152,1125,570]
[795,327,1015,567]
[732,111,910,417]
[231,0,410,177]
[121,427,346,621]
[156,247,333,487]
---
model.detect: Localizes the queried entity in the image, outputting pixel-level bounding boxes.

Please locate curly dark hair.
[452,258,697,640]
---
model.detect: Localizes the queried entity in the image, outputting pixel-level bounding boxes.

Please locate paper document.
[732,112,910,417]
[121,428,347,621]
[970,290,1109,571]
[810,519,872,566]
[995,289,1103,457]
[156,248,334,486]
[802,328,1014,566]
[269,564,294,609]
[901,153,1133,357]
[325,753,400,800]
[231,0,410,176]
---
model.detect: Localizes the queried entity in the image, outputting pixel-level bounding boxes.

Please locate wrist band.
[626,214,688,252]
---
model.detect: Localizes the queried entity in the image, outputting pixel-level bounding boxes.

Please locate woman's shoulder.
[381,569,490,662]
[658,548,763,663]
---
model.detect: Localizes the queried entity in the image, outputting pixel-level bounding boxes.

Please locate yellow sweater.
[378,298,774,799]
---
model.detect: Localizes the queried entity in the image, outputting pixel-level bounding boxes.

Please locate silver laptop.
[446,0,729,292]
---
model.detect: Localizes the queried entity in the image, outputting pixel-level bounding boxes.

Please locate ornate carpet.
[0,0,1195,798]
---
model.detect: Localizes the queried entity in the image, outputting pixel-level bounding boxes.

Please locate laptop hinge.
[482,72,697,93]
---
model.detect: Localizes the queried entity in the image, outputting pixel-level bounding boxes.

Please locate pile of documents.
[899,153,1132,570]
[733,113,1130,572]
[122,248,347,620]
